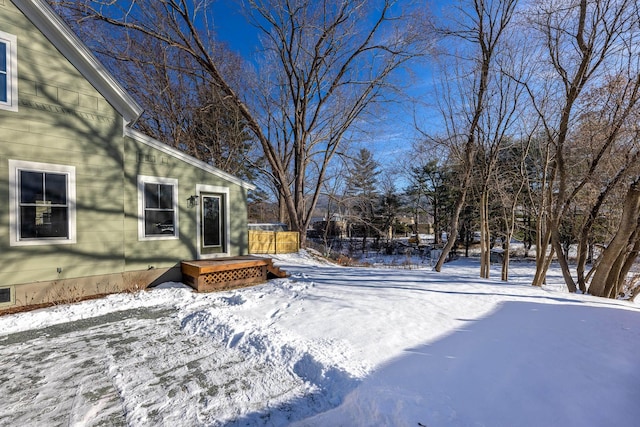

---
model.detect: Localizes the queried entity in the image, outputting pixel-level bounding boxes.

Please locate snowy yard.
[1,252,639,426]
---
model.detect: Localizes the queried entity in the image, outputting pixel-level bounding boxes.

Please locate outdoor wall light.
[187,195,199,208]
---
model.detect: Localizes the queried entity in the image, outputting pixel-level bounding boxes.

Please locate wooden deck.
[181,256,288,292]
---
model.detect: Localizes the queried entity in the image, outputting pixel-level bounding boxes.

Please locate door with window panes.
[200,193,225,255]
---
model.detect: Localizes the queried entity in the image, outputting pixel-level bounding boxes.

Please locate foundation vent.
[0,287,14,305]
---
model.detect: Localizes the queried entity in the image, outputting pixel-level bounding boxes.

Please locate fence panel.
[249,231,299,254]
[275,232,300,254]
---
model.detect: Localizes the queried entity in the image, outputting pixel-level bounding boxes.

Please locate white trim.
[137,175,179,241]
[8,160,77,246]
[196,184,230,259]
[12,0,143,123]
[125,127,256,190]
[0,30,18,112]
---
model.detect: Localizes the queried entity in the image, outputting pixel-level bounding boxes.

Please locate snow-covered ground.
[1,251,639,426]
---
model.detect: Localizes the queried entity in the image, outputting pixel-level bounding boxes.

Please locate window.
[0,30,17,112]
[9,160,76,246]
[138,176,178,239]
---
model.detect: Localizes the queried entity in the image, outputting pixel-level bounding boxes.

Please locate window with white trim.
[137,175,178,239]
[9,160,76,246]
[0,30,18,112]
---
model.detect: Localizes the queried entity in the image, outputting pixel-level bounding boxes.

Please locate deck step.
[265,261,289,279]
[181,256,288,292]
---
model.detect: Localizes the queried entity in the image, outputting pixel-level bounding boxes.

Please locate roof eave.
[125,127,257,191]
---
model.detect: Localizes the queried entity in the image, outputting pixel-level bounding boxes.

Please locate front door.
[200,193,225,256]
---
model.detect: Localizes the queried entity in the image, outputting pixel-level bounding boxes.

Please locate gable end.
[11,0,143,123]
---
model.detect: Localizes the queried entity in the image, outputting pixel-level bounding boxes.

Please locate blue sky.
[212,1,451,56]
[209,1,448,171]
[212,2,259,59]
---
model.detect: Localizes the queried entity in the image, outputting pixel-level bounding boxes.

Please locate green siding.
[0,1,126,285]
[0,0,250,288]
[123,137,250,271]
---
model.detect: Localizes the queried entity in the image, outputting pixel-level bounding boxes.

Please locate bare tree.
[428,0,519,272]
[523,0,640,291]
[475,41,527,279]
[52,0,431,247]
[589,177,640,297]
[316,159,351,252]
[492,126,536,281]
[567,76,640,293]
[245,0,430,244]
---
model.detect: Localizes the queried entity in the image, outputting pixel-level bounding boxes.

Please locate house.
[0,0,256,311]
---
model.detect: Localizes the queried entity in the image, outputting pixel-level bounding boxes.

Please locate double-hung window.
[0,30,18,112]
[138,176,178,239]
[9,160,76,246]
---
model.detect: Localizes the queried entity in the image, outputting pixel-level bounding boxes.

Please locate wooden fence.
[249,231,300,254]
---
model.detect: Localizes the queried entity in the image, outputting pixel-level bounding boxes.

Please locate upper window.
[0,30,18,112]
[137,175,179,240]
[9,160,76,246]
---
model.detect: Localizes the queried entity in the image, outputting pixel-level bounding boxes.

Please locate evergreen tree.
[377,186,401,244]
[405,160,450,244]
[345,148,380,248]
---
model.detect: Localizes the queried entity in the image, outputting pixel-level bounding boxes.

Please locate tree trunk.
[604,222,640,298]
[589,179,640,297]
[531,203,553,287]
[501,203,519,282]
[531,143,554,287]
[617,231,640,288]
[278,191,288,225]
[551,229,577,292]
[434,171,471,272]
[480,190,491,278]
[605,252,627,298]
[433,0,519,272]
[575,159,633,292]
